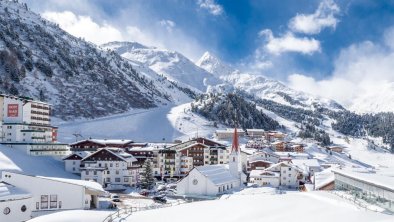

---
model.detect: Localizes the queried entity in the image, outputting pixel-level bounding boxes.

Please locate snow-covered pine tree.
[140,159,155,190]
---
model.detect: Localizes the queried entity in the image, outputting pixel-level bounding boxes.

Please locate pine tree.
[140,159,155,190]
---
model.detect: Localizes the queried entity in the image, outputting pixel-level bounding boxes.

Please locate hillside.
[0,1,193,120]
[102,41,220,92]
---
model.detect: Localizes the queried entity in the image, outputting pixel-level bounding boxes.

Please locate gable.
[83,149,124,162]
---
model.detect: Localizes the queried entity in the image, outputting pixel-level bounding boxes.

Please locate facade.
[0,94,69,156]
[63,151,91,174]
[333,168,394,212]
[176,165,240,196]
[326,145,344,153]
[215,128,245,140]
[80,148,139,189]
[249,170,280,187]
[0,182,33,222]
[70,139,134,152]
[262,162,304,189]
[1,172,105,212]
[247,159,273,172]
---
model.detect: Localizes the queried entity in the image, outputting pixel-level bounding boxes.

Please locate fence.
[102,200,184,222]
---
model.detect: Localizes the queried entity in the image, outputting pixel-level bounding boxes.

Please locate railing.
[102,200,184,222]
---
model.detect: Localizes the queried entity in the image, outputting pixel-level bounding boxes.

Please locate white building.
[177,128,244,196]
[0,182,33,222]
[176,165,241,196]
[250,162,304,189]
[1,171,105,213]
[249,170,279,187]
[291,159,322,177]
[80,148,139,189]
[333,168,394,212]
[63,151,91,174]
[0,94,70,156]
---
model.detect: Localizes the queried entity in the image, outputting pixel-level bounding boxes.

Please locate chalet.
[290,144,304,153]
[247,159,273,172]
[264,131,286,142]
[249,170,279,187]
[70,139,134,151]
[291,159,322,178]
[215,128,245,139]
[262,162,304,189]
[126,147,156,167]
[80,148,138,189]
[271,141,286,152]
[1,172,105,213]
[326,145,345,153]
[63,151,91,174]
[0,182,33,222]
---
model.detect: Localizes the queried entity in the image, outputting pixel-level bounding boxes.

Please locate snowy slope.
[0,145,78,179]
[102,42,220,92]
[55,103,218,143]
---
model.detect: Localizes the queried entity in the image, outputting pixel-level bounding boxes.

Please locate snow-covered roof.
[314,168,335,190]
[0,182,32,201]
[37,176,105,193]
[90,139,133,145]
[332,168,394,191]
[63,151,91,160]
[249,170,279,178]
[292,159,321,168]
[195,165,239,186]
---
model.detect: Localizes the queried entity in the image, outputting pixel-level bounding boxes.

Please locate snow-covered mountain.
[349,82,394,114]
[102,42,220,92]
[0,1,194,120]
[197,52,344,111]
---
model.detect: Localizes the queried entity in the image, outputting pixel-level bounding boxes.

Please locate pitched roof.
[63,151,91,160]
[195,165,239,186]
[82,148,137,162]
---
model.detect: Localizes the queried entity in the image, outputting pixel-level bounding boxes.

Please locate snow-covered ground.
[56,103,220,143]
[0,145,78,179]
[28,188,393,222]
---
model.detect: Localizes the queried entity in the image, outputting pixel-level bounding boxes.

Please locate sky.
[20,0,394,108]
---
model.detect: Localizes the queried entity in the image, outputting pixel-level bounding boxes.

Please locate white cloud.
[289,0,340,34]
[197,0,224,16]
[288,27,394,110]
[158,20,176,33]
[43,11,124,45]
[259,29,321,55]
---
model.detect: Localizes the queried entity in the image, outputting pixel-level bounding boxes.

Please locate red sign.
[7,104,19,117]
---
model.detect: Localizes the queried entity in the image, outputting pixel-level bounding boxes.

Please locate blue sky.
[21,0,394,107]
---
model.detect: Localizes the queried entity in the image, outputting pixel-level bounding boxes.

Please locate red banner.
[7,104,19,117]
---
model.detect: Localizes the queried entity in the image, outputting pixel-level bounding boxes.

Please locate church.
[177,128,245,196]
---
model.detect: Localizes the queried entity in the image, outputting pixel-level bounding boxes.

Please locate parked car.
[139,189,150,196]
[111,194,121,202]
[152,195,167,204]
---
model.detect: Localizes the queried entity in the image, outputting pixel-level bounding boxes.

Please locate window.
[110,163,113,167]
[50,195,58,208]
[59,201,62,209]
[115,178,121,182]
[86,171,89,175]
[36,202,39,210]
[41,195,49,209]
[218,187,221,193]
[106,178,111,182]
[124,178,129,182]
[3,207,10,215]
[73,161,76,165]
[94,171,97,175]
[288,167,291,171]
[116,170,119,175]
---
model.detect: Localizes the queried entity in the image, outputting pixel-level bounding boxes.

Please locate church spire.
[231,127,239,153]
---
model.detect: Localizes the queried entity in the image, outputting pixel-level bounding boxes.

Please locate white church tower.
[229,128,242,180]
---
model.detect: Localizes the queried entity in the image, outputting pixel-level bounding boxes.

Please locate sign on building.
[7,104,19,117]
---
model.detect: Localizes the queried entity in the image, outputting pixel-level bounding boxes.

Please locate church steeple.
[231,128,239,153]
